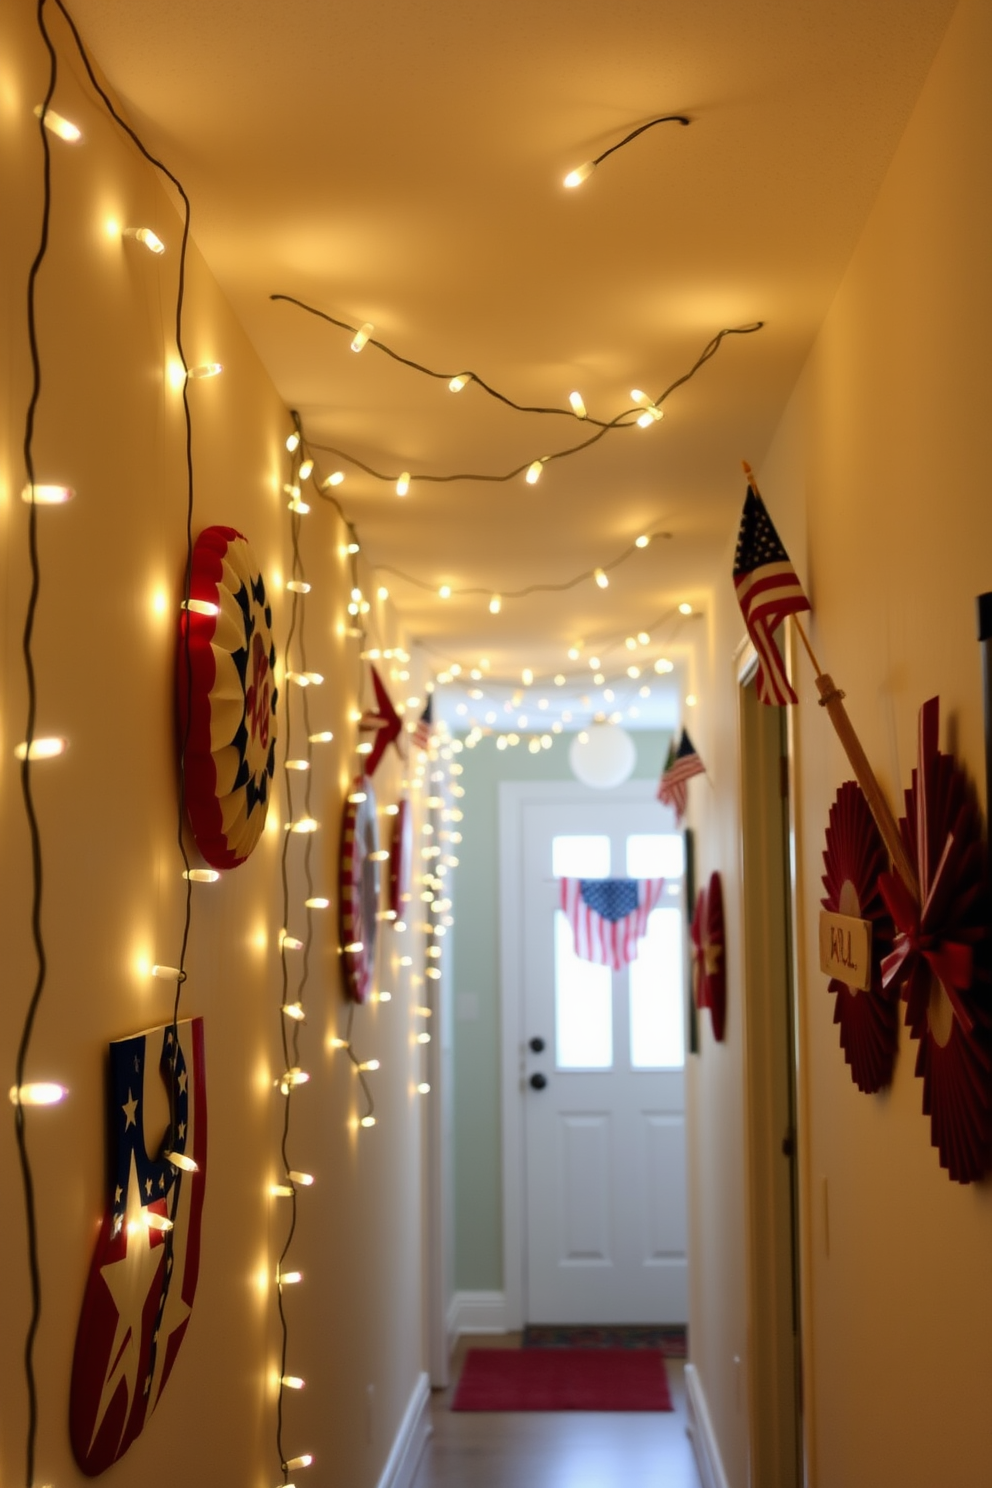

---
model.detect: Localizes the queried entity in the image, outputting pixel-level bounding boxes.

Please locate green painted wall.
[451,729,671,1292]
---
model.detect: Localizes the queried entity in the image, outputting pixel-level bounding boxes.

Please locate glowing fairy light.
[351,323,373,351]
[14,737,67,761]
[525,460,543,485]
[34,104,81,141]
[21,483,74,505]
[9,1083,67,1106]
[448,374,470,391]
[563,160,595,188]
[396,472,410,496]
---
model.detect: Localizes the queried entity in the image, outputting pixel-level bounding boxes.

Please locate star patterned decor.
[878,697,991,1183]
[820,780,897,1094]
[340,776,381,1002]
[691,873,726,1041]
[359,665,404,777]
[388,797,412,919]
[70,1019,207,1475]
[177,525,278,868]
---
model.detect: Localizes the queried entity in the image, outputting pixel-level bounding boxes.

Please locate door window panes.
[554,911,613,1069]
[626,833,684,879]
[552,834,610,879]
[629,908,685,1068]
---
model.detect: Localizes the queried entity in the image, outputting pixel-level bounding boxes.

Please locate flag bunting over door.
[560,877,666,971]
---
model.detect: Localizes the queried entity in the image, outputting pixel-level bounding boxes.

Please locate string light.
[322,471,345,487]
[594,568,609,589]
[183,868,220,882]
[151,964,183,981]
[286,580,311,594]
[568,391,587,418]
[9,1084,68,1107]
[286,432,301,453]
[678,601,693,614]
[525,459,543,484]
[282,1376,306,1390]
[33,103,81,140]
[489,595,501,614]
[186,361,223,379]
[562,114,690,189]
[13,737,67,760]
[278,1271,303,1286]
[449,374,470,391]
[396,471,410,496]
[21,483,74,504]
[298,458,313,481]
[125,226,165,254]
[308,730,334,743]
[351,322,373,351]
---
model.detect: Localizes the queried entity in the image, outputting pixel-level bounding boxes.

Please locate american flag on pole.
[658,728,705,824]
[733,483,810,705]
[560,877,666,971]
[412,695,433,752]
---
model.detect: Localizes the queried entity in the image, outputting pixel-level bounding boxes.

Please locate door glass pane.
[629,908,684,1068]
[552,834,610,879]
[626,833,684,878]
[555,911,613,1069]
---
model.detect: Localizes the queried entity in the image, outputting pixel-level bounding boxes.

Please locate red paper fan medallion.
[177,526,278,869]
[703,872,726,1041]
[339,776,381,1002]
[820,780,897,1094]
[389,798,412,918]
[878,697,991,1183]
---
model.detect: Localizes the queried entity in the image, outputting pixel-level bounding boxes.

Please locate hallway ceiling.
[67,0,954,723]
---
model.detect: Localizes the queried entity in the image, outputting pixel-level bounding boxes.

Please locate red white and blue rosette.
[177,526,278,869]
[340,776,381,1002]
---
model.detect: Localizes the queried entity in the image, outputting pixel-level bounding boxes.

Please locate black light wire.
[36,0,203,1461]
[275,304,763,489]
[583,113,691,173]
[15,9,59,1483]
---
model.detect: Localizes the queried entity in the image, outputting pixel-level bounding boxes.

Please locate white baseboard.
[376,1370,432,1488]
[445,1289,508,1345]
[684,1363,730,1488]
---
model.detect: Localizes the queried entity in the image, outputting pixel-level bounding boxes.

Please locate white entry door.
[507,783,688,1325]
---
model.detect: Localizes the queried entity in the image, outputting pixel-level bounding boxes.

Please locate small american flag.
[658,728,705,824]
[412,695,433,752]
[560,877,666,971]
[733,483,810,705]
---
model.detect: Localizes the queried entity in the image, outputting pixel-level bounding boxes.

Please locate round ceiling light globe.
[568,724,636,789]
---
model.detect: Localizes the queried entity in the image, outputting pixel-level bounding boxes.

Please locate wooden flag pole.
[741,462,919,901]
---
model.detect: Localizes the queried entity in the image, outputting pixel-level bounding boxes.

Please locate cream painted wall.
[688,1,992,1484]
[0,6,430,1485]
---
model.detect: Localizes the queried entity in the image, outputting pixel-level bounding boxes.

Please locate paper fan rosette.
[177,526,278,868]
[702,872,726,1041]
[878,697,991,1183]
[821,781,897,1094]
[339,776,381,1002]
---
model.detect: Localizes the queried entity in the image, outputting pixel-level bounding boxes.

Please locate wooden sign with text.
[818,910,872,992]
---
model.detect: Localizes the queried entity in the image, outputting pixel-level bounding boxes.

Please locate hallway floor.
[411,1335,703,1488]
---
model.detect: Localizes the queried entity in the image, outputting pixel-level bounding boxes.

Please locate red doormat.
[450,1347,673,1412]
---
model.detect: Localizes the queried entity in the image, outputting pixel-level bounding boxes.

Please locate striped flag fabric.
[560,877,666,971]
[412,695,434,752]
[658,728,705,824]
[733,484,810,705]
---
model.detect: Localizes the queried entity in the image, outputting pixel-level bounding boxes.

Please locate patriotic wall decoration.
[70,1019,207,1475]
[339,776,382,1002]
[412,695,434,753]
[359,664,403,777]
[177,525,278,868]
[560,877,665,972]
[658,728,705,824]
[733,481,810,706]
[820,781,897,1094]
[878,697,991,1183]
[388,797,412,918]
[691,874,726,1040]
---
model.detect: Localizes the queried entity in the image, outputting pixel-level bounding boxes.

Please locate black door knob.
[529,1072,548,1091]
[529,1036,546,1054]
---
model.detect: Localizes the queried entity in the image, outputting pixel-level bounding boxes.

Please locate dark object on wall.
[819,781,897,1093]
[70,1019,207,1474]
[340,776,381,1002]
[976,592,992,871]
[691,872,726,1042]
[177,526,278,868]
[878,697,991,1183]
[388,796,412,918]
[684,829,699,1055]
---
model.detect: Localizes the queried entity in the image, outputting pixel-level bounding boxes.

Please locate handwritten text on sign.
[818,911,872,992]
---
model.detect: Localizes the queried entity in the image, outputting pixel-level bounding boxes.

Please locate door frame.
[498,777,668,1330]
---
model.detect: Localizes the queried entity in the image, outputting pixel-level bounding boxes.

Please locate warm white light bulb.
[286,432,301,453]
[347,541,360,554]
[9,1083,67,1107]
[145,1212,174,1232]
[288,1170,314,1186]
[289,817,319,833]
[281,935,304,952]
[525,460,543,485]
[569,391,587,418]
[298,458,314,481]
[686,694,698,707]
[131,227,165,254]
[638,631,651,645]
[396,472,410,497]
[21,483,74,505]
[679,602,693,615]
[309,731,334,744]
[182,598,220,616]
[151,964,183,981]
[377,586,389,600]
[489,595,502,615]
[594,569,609,589]
[287,497,310,515]
[270,1183,294,1197]
[282,1376,306,1390]
[627,665,641,679]
[323,471,345,488]
[187,362,223,379]
[348,791,367,805]
[184,868,221,883]
[34,105,81,141]
[14,736,67,761]
[351,323,373,351]
[449,374,469,392]
[360,1116,376,1128]
[654,658,674,674]
[282,1002,306,1021]
[438,585,451,600]
[165,1150,198,1172]
[417,1082,432,1095]
[563,160,595,188]
[344,941,364,954]
[286,580,311,595]
[305,896,330,910]
[278,1270,303,1285]
[635,534,650,548]
[284,758,310,772]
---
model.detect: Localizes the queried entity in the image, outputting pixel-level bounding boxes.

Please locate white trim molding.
[446,1289,509,1342]
[376,1370,432,1488]
[684,1364,731,1488]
